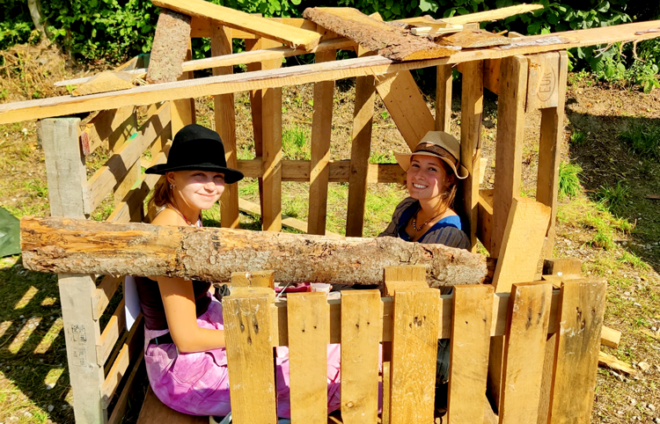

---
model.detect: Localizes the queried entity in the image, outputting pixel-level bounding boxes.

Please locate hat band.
[413,143,458,167]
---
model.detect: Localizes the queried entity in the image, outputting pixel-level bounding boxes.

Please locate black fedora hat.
[145,124,244,184]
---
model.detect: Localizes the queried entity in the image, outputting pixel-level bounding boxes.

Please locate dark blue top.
[379,197,470,250]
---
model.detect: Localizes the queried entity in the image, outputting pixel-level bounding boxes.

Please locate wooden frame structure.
[7,4,659,423]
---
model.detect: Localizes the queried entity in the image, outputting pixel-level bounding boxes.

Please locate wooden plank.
[435,64,453,132]
[223,294,278,423]
[191,16,326,40]
[483,59,501,95]
[107,351,145,424]
[390,289,440,424]
[526,53,561,112]
[396,4,544,25]
[97,298,126,366]
[491,56,528,259]
[211,24,240,229]
[382,265,427,297]
[543,257,581,277]
[136,386,206,424]
[231,270,275,288]
[287,292,329,423]
[340,290,382,424]
[146,10,191,84]
[114,160,140,207]
[446,284,494,424]
[346,47,376,237]
[437,29,511,48]
[308,49,336,235]
[601,326,621,349]
[153,0,320,50]
[83,102,171,214]
[80,106,136,156]
[171,42,196,135]
[72,71,134,96]
[598,351,636,375]
[245,38,266,214]
[548,279,607,424]
[303,8,459,61]
[375,71,434,150]
[492,197,551,293]
[477,190,493,253]
[537,332,557,424]
[499,282,553,423]
[92,275,123,320]
[238,198,343,238]
[238,159,405,183]
[459,60,484,251]
[537,52,568,259]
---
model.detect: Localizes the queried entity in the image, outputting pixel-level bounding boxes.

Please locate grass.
[558,161,582,199]
[570,130,588,145]
[619,124,660,158]
[595,181,629,212]
[282,125,310,160]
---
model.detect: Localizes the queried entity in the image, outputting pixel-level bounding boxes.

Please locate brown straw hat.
[394,131,469,180]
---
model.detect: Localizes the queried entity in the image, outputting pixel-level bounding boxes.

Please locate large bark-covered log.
[21,217,488,287]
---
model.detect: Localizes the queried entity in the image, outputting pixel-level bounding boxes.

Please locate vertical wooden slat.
[459,60,484,251]
[536,52,569,259]
[40,118,106,423]
[345,47,376,237]
[499,282,553,423]
[447,284,494,424]
[287,292,329,423]
[390,289,440,424]
[436,64,453,132]
[491,55,528,258]
[261,39,284,232]
[537,332,558,424]
[308,49,336,235]
[223,294,277,424]
[548,279,607,424]
[171,42,196,134]
[246,38,265,212]
[211,24,239,228]
[340,290,382,424]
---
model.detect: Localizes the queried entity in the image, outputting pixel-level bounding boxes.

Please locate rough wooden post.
[170,41,196,134]
[211,24,240,228]
[459,60,484,251]
[536,52,568,259]
[436,64,453,132]
[40,118,106,423]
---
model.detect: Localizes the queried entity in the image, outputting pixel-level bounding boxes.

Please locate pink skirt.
[143,295,342,418]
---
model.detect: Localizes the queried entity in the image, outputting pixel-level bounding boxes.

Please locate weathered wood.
[308,49,336,236]
[390,289,440,424]
[499,282,552,423]
[170,42,196,135]
[548,279,607,424]
[375,71,434,150]
[340,290,382,424]
[190,16,321,40]
[459,60,484,251]
[526,52,561,111]
[154,0,320,50]
[223,294,278,423]
[543,257,581,277]
[382,265,427,296]
[7,20,660,125]
[491,56,528,258]
[231,270,275,288]
[537,52,568,259]
[437,29,511,48]
[136,386,206,424]
[537,332,557,424]
[211,24,240,229]
[492,197,551,293]
[21,216,488,286]
[396,4,544,25]
[108,352,146,424]
[598,351,636,376]
[303,7,460,61]
[80,106,136,157]
[98,298,126,366]
[72,71,134,96]
[92,275,123,320]
[345,46,375,238]
[101,313,143,408]
[477,190,493,253]
[447,284,494,424]
[288,293,329,423]
[146,10,191,84]
[483,59,501,94]
[435,64,453,131]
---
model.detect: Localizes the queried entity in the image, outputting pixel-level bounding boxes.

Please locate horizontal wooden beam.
[395,4,544,25]
[101,314,143,408]
[4,20,660,125]
[97,299,126,366]
[80,106,136,156]
[191,16,318,39]
[91,275,123,320]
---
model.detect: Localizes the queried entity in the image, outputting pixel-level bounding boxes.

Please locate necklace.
[167,202,202,227]
[411,209,443,232]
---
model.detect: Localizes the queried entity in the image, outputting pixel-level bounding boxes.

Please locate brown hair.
[149,175,175,210]
[404,159,458,215]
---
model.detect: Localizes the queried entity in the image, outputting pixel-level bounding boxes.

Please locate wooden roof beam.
[396,4,545,26]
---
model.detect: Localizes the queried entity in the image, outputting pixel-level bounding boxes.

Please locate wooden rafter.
[396,4,544,26]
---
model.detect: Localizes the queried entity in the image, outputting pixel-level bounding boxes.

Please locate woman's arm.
[157,276,226,353]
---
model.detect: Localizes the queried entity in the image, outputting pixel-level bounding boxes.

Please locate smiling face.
[406,155,453,201]
[166,170,225,211]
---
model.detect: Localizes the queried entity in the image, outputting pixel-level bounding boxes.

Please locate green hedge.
[1,0,658,85]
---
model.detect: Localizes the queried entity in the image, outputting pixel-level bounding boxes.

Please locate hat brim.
[145,163,244,184]
[394,152,469,180]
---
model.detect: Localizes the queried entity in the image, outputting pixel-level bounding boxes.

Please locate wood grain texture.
[491,56,528,259]
[435,64,453,132]
[170,44,196,135]
[375,71,434,150]
[146,10,191,84]
[526,52,561,111]
[536,52,568,259]
[136,386,206,424]
[223,294,278,424]
[396,4,544,25]
[499,282,553,423]
[548,278,607,424]
[80,106,136,156]
[537,332,557,424]
[345,47,375,237]
[308,49,336,235]
[459,60,484,251]
[390,289,441,424]
[340,290,382,424]
[21,216,489,286]
[288,292,329,423]
[153,0,320,50]
[101,313,143,408]
[447,284,494,424]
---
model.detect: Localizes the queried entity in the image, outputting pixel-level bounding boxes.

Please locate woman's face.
[406,155,451,201]
[167,170,225,210]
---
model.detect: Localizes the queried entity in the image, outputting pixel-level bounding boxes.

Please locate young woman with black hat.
[136,124,342,422]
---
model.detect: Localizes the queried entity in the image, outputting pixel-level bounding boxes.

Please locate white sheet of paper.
[124,276,141,331]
